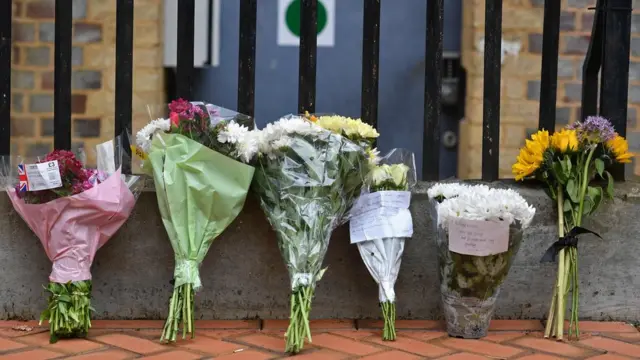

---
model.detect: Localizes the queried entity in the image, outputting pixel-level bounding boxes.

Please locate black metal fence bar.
[298,0,318,114]
[581,0,605,119]
[53,1,73,151]
[361,0,380,131]
[600,0,632,180]
[238,0,257,117]
[176,0,195,100]
[481,0,502,181]
[423,0,444,181]
[0,0,11,156]
[115,0,134,173]
[538,0,561,132]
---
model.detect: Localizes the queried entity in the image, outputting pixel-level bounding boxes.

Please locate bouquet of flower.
[429,184,535,338]
[349,149,416,341]
[135,99,256,342]
[0,136,142,343]
[512,116,633,340]
[252,114,376,353]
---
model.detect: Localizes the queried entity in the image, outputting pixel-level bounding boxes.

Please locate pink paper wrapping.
[8,169,136,283]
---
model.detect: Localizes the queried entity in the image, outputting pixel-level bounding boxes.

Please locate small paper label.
[96,140,116,174]
[20,161,63,191]
[448,218,509,256]
[349,191,413,243]
[130,145,148,160]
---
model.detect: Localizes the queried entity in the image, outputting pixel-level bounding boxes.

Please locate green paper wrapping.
[148,132,255,288]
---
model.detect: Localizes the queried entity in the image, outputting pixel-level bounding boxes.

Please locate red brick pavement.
[0,320,637,359]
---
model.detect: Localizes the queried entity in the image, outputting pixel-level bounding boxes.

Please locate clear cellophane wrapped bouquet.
[349,148,416,341]
[428,183,536,338]
[512,116,633,340]
[252,113,377,353]
[0,136,142,343]
[135,99,256,342]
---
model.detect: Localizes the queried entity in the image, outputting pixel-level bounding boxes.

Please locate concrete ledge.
[1,181,639,321]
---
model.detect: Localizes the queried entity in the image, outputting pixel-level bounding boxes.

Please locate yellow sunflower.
[512,130,550,181]
[550,129,579,153]
[606,134,634,163]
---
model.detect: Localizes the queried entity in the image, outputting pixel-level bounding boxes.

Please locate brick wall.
[458,0,640,179]
[9,0,164,165]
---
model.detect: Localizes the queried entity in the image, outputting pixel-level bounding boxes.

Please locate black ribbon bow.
[540,226,602,263]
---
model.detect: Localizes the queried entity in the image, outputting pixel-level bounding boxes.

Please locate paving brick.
[439,338,523,358]
[512,336,592,357]
[65,349,133,360]
[366,336,450,358]
[484,331,526,343]
[0,349,61,360]
[402,331,447,342]
[329,330,377,340]
[359,350,422,360]
[0,337,28,352]
[94,333,165,354]
[576,322,638,333]
[489,320,544,331]
[603,331,640,343]
[357,320,443,330]
[517,355,569,360]
[196,320,260,329]
[310,333,380,356]
[140,350,201,360]
[200,330,255,339]
[292,349,349,359]
[580,336,640,358]
[178,335,243,355]
[213,350,274,360]
[437,353,489,360]
[17,332,103,353]
[237,333,286,353]
[90,320,165,329]
[586,355,634,360]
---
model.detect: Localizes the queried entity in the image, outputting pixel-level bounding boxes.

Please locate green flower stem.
[285,286,314,354]
[160,283,195,343]
[381,301,396,341]
[39,281,93,344]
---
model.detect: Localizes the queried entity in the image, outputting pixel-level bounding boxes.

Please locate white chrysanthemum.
[367,147,381,166]
[217,121,249,144]
[136,118,171,153]
[437,187,536,229]
[234,130,258,163]
[255,115,325,155]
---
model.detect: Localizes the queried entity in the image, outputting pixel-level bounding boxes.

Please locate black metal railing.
[0,0,634,181]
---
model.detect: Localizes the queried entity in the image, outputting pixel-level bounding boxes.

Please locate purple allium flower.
[567,115,616,143]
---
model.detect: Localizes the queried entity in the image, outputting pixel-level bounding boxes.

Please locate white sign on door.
[277,0,335,47]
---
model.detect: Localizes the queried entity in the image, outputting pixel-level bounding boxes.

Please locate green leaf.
[587,186,603,215]
[605,171,615,198]
[552,162,567,184]
[566,179,579,203]
[564,155,572,174]
[595,158,605,178]
[563,198,573,213]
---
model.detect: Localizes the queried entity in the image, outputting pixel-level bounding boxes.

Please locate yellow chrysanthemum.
[315,115,380,140]
[606,134,634,163]
[304,111,318,122]
[550,129,578,153]
[512,130,549,181]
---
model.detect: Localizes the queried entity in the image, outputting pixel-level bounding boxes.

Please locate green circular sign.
[285,0,328,37]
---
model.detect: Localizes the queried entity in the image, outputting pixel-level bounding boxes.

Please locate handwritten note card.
[448,218,509,256]
[349,191,413,244]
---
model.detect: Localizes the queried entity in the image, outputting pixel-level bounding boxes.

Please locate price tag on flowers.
[21,161,63,191]
[448,218,509,256]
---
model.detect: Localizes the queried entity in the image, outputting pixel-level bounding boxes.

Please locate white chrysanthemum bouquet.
[428,184,535,338]
[349,149,416,341]
[252,114,376,353]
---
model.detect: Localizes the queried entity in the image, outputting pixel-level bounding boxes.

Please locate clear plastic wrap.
[137,99,256,343]
[431,187,535,338]
[0,134,142,343]
[252,114,369,353]
[349,148,416,341]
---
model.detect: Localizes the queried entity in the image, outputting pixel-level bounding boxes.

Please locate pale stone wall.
[459,0,640,179]
[9,0,164,165]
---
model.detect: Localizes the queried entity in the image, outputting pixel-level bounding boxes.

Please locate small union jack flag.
[17,164,28,192]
